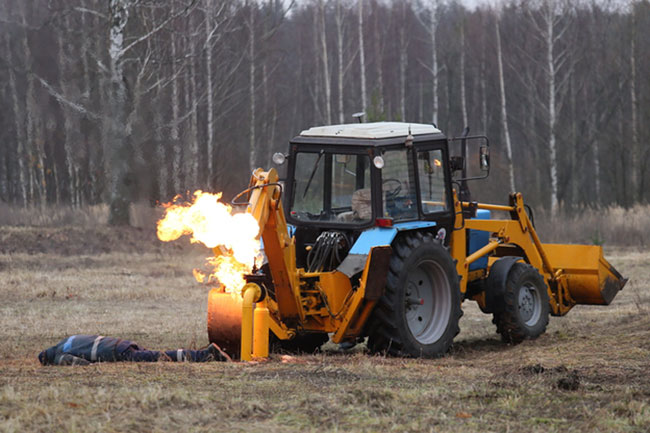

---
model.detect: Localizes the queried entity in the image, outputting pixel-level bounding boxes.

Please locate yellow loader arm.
[451,192,627,316]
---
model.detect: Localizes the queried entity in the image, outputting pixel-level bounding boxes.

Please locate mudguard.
[337,222,437,277]
[484,256,523,313]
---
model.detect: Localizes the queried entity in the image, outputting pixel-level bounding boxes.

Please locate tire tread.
[367,232,461,357]
[495,263,550,344]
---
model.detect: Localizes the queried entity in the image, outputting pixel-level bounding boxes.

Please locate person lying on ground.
[38,335,232,366]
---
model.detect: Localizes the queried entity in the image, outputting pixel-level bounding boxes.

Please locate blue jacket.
[38,335,131,365]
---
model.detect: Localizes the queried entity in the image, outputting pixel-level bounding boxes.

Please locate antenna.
[405,125,413,147]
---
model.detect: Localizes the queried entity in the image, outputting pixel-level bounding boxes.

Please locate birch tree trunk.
[480,13,487,133]
[189,33,199,188]
[319,0,332,125]
[92,11,106,204]
[6,34,28,205]
[629,11,639,203]
[459,18,468,128]
[170,19,182,193]
[399,23,407,121]
[57,14,80,208]
[155,81,167,201]
[358,0,367,115]
[591,110,601,204]
[373,4,384,114]
[248,1,258,170]
[204,4,215,187]
[429,3,439,125]
[335,0,344,124]
[183,57,192,187]
[107,0,132,225]
[18,3,43,205]
[569,74,579,203]
[545,6,559,215]
[312,9,322,122]
[443,67,450,132]
[496,14,515,193]
[80,8,93,205]
[480,62,487,132]
[526,71,540,199]
[25,47,44,206]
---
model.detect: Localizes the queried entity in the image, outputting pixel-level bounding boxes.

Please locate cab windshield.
[290,152,372,224]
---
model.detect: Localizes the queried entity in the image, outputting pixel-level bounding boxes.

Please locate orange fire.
[157,190,261,295]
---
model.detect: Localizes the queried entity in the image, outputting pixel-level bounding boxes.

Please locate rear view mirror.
[449,134,490,181]
[480,145,490,172]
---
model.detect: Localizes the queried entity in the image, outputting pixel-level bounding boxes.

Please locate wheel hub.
[518,283,541,326]
[404,260,451,344]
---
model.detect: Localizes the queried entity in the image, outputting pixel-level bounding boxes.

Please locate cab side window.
[417,149,447,213]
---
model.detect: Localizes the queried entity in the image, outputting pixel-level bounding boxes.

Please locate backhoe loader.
[207,122,626,360]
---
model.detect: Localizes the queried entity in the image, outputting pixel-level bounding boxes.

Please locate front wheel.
[367,233,461,358]
[494,263,550,344]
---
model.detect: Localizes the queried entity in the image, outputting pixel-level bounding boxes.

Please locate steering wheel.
[292,210,317,220]
[382,178,402,199]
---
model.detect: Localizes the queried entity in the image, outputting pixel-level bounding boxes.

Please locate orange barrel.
[207,288,243,359]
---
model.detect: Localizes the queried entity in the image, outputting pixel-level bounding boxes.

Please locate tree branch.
[119,0,198,59]
[35,75,100,120]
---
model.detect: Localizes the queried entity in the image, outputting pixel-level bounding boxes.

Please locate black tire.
[271,332,329,354]
[494,263,550,344]
[367,232,462,358]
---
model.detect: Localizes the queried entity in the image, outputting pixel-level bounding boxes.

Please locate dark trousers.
[117,341,212,362]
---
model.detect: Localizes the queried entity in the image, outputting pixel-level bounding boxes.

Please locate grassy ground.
[0,228,648,432]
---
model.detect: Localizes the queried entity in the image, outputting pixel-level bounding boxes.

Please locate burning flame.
[157,191,261,294]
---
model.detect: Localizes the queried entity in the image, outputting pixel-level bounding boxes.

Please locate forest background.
[0,0,648,224]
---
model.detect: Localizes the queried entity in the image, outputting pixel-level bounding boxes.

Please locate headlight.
[272,152,286,165]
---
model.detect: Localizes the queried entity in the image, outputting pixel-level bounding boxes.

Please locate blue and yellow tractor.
[207,122,626,360]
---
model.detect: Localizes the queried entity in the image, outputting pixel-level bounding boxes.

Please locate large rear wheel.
[367,233,461,358]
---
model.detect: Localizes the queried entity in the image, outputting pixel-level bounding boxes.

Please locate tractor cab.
[275,122,464,270]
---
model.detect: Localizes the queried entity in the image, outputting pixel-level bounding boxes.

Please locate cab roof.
[300,121,441,139]
[293,121,446,147]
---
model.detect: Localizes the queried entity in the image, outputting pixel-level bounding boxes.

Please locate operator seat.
[337,188,371,222]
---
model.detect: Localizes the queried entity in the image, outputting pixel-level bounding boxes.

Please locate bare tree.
[170,8,183,193]
[428,1,440,125]
[495,10,515,192]
[525,0,576,215]
[358,0,367,115]
[319,0,333,125]
[398,0,410,121]
[105,0,195,223]
[5,23,28,206]
[335,0,345,124]
[459,14,468,128]
[629,8,639,202]
[415,0,441,125]
[247,1,258,170]
[372,0,385,115]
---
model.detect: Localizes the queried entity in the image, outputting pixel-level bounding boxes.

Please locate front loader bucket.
[542,244,627,305]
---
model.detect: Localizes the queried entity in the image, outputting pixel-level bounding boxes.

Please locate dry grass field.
[1,224,649,432]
